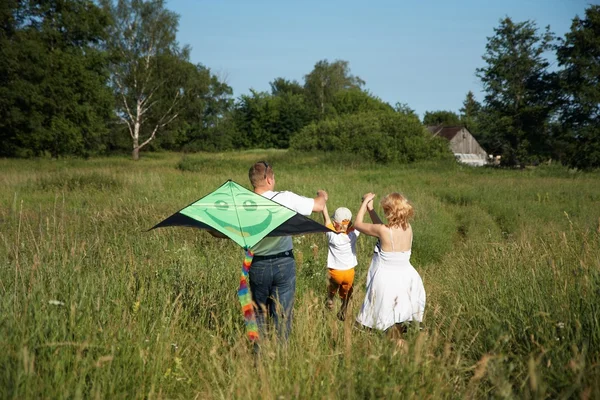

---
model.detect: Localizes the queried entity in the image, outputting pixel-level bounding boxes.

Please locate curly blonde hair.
[381,193,414,230]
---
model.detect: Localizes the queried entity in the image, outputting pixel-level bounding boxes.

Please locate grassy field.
[1,150,599,399]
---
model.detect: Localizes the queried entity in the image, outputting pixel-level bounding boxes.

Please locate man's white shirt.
[250,190,314,256]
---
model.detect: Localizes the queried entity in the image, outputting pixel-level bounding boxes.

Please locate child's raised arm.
[322,203,332,228]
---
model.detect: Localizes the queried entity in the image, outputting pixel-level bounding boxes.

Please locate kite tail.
[238,248,259,341]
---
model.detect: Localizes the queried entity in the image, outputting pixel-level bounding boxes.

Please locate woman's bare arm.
[354,193,383,238]
[366,199,383,224]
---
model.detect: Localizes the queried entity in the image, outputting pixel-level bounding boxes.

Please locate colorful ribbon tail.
[238,248,259,341]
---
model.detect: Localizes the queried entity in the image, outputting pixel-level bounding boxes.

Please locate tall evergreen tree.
[459,91,481,134]
[476,17,558,165]
[556,5,600,169]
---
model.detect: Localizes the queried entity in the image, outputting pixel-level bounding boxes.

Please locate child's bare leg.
[326,292,335,310]
[337,285,353,321]
[326,271,338,310]
[342,286,353,309]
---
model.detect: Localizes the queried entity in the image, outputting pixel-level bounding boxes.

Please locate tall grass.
[0,152,599,399]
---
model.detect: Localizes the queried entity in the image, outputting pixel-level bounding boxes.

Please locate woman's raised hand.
[362,193,376,204]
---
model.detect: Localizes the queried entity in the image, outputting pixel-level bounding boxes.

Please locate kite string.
[238,248,259,341]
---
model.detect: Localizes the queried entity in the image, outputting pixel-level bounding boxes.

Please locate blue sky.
[167,0,592,118]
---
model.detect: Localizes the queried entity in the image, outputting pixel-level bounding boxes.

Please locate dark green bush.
[180,122,236,153]
[290,111,453,163]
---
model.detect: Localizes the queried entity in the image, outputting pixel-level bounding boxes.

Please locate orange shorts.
[327,268,355,300]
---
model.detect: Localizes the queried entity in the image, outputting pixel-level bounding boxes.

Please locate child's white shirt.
[326,229,360,270]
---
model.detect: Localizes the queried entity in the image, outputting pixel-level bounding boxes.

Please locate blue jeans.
[249,255,296,341]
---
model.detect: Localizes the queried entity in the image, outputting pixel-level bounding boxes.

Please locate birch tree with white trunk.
[102,0,187,160]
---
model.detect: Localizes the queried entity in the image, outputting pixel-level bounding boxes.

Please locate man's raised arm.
[312,190,328,213]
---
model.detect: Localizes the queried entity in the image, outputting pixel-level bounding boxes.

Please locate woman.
[354,192,426,332]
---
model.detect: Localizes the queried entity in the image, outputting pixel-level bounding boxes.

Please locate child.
[322,204,360,321]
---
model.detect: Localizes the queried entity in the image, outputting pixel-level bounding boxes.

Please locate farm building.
[427,125,488,166]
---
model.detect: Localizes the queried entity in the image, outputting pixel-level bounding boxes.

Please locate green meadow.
[1,151,599,399]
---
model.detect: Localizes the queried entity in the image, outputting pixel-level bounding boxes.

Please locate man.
[248,160,327,340]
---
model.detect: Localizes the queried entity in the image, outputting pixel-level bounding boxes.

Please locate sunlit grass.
[1,151,599,398]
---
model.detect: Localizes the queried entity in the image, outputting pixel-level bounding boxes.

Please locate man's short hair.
[249,161,273,188]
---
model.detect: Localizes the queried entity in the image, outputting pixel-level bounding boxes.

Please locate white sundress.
[356,229,426,330]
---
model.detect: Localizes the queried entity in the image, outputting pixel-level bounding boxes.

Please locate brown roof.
[426,125,442,134]
[426,125,464,140]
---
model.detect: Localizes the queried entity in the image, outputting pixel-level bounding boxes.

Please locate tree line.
[423,9,600,169]
[1,1,598,168]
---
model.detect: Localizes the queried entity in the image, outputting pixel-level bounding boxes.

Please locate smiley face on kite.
[179,182,295,242]
[151,180,330,249]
